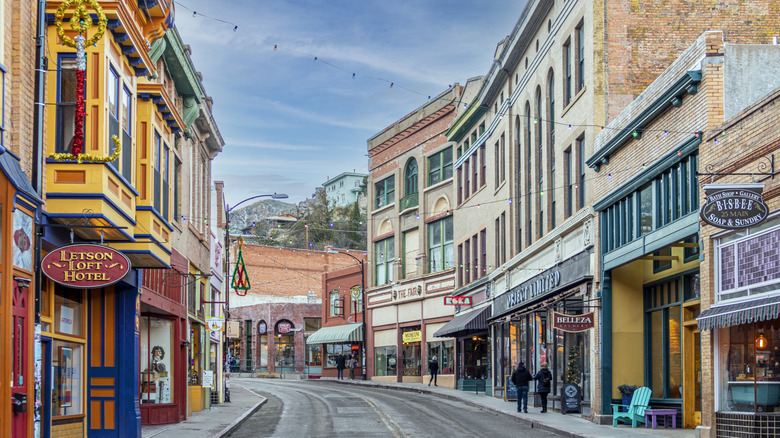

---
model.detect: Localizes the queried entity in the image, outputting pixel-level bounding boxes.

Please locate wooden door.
[11,278,30,437]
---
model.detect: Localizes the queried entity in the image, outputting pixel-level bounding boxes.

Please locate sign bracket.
[695,154,775,180]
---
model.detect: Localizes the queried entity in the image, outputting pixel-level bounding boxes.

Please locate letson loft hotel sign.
[700,183,768,230]
[42,244,131,288]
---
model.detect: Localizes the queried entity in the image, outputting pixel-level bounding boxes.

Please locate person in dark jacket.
[511,362,533,413]
[335,353,346,380]
[428,356,439,386]
[533,363,553,413]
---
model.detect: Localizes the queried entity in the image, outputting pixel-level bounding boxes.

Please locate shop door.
[11,278,30,437]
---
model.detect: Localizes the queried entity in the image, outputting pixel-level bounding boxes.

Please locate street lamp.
[327,249,367,380]
[222,192,287,383]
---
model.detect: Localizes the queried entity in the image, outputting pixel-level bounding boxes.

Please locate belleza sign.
[42,244,131,288]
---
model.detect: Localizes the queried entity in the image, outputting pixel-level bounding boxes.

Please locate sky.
[174,0,527,207]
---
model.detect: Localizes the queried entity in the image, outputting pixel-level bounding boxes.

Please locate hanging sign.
[444,296,472,306]
[257,321,267,335]
[206,317,225,332]
[552,312,595,332]
[402,330,422,343]
[42,244,131,288]
[700,183,768,230]
[226,321,241,339]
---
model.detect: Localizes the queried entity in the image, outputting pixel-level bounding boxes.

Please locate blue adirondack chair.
[612,386,651,427]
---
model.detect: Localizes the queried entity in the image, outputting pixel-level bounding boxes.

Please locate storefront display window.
[646,279,683,399]
[189,323,202,386]
[374,345,397,376]
[52,341,83,416]
[259,334,268,370]
[55,287,83,337]
[326,343,352,367]
[718,320,780,413]
[463,335,488,379]
[426,340,454,374]
[402,328,421,376]
[274,333,295,368]
[304,318,322,367]
[140,316,174,404]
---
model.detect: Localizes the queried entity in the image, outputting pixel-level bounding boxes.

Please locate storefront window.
[55,287,83,337]
[463,335,488,379]
[140,316,174,404]
[52,341,83,416]
[719,320,780,413]
[274,333,295,368]
[189,324,202,385]
[326,343,352,367]
[259,334,268,370]
[646,279,683,399]
[304,318,322,367]
[374,345,397,376]
[402,328,421,376]
[426,340,454,374]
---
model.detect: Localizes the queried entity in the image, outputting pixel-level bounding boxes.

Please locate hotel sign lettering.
[700,184,768,230]
[553,312,595,332]
[42,244,131,288]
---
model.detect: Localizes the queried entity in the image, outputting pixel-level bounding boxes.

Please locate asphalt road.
[228,379,557,438]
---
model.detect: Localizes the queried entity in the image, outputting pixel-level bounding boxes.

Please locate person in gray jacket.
[533,363,553,413]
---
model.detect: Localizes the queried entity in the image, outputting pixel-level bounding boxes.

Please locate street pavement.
[141,377,695,438]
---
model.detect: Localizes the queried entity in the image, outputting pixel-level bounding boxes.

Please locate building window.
[174,159,181,222]
[500,133,506,184]
[653,246,673,273]
[375,237,395,286]
[53,341,84,416]
[428,146,453,186]
[121,87,133,181]
[0,63,5,147]
[501,212,507,265]
[107,66,121,173]
[565,148,573,218]
[472,233,478,280]
[536,87,544,238]
[375,176,395,209]
[576,20,585,92]
[577,136,586,210]
[140,316,175,405]
[427,340,454,375]
[480,229,487,278]
[329,290,340,316]
[645,279,682,400]
[548,71,556,229]
[350,287,363,315]
[564,39,572,105]
[717,216,780,301]
[464,237,471,284]
[472,151,478,193]
[374,345,397,377]
[304,318,322,367]
[457,243,464,286]
[457,168,462,205]
[463,157,470,200]
[428,216,453,273]
[56,56,78,153]
[404,158,418,198]
[480,145,486,186]
[154,131,162,212]
[526,101,533,246]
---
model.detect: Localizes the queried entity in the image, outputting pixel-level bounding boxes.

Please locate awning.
[305,323,363,344]
[697,295,780,331]
[434,306,491,338]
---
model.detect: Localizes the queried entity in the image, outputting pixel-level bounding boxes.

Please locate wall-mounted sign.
[700,183,768,230]
[552,312,595,332]
[42,244,131,288]
[277,322,291,334]
[201,370,214,388]
[444,296,472,306]
[402,330,422,343]
[257,321,267,335]
[206,317,225,332]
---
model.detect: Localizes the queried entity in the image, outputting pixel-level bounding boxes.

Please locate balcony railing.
[400,193,418,211]
[142,268,184,306]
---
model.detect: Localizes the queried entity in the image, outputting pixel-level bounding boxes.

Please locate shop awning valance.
[434,306,491,338]
[305,323,363,344]
[697,295,780,331]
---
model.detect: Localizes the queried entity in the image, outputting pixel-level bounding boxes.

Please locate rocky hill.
[229,199,300,231]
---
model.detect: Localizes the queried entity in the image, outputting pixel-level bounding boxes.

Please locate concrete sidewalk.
[141,383,266,438]
[321,377,696,438]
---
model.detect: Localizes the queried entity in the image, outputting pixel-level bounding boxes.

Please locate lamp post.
[327,249,367,380]
[223,193,287,383]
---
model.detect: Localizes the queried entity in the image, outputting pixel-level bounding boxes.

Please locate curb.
[214,384,267,438]
[325,379,584,438]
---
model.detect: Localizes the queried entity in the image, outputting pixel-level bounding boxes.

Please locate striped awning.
[697,295,780,331]
[305,323,363,344]
[434,306,491,338]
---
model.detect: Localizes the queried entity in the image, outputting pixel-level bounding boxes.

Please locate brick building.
[366,85,461,387]
[695,55,780,437]
[227,244,359,375]
[591,31,780,435]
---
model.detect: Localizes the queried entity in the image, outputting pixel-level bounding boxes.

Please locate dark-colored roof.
[0,151,42,205]
[697,294,780,331]
[434,306,490,338]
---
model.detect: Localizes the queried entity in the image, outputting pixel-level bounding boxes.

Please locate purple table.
[644,409,677,429]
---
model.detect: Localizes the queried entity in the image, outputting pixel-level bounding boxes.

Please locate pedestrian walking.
[335,353,346,380]
[533,363,553,413]
[511,362,533,413]
[347,354,358,380]
[428,356,439,386]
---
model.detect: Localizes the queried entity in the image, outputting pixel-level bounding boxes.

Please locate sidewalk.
[141,384,266,438]
[324,377,696,438]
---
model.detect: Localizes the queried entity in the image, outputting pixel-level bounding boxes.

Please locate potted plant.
[618,385,638,412]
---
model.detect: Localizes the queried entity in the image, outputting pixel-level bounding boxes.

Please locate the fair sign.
[700,183,768,230]
[552,311,595,333]
[42,244,131,288]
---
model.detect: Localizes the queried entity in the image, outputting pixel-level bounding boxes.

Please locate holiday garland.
[49,0,119,164]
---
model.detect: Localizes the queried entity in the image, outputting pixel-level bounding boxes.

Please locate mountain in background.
[229,199,300,232]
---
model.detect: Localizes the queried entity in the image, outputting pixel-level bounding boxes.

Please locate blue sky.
[174,0,526,207]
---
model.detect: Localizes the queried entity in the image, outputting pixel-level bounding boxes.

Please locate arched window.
[547,69,556,229]
[405,158,418,196]
[525,101,532,247]
[536,87,544,238]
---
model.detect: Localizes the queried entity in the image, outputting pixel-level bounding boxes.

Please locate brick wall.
[604,0,780,122]
[6,0,38,171]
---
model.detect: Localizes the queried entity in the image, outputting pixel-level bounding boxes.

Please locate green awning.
[306,323,363,344]
[697,295,780,331]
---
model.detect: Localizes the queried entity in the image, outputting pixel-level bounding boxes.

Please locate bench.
[644,409,677,429]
